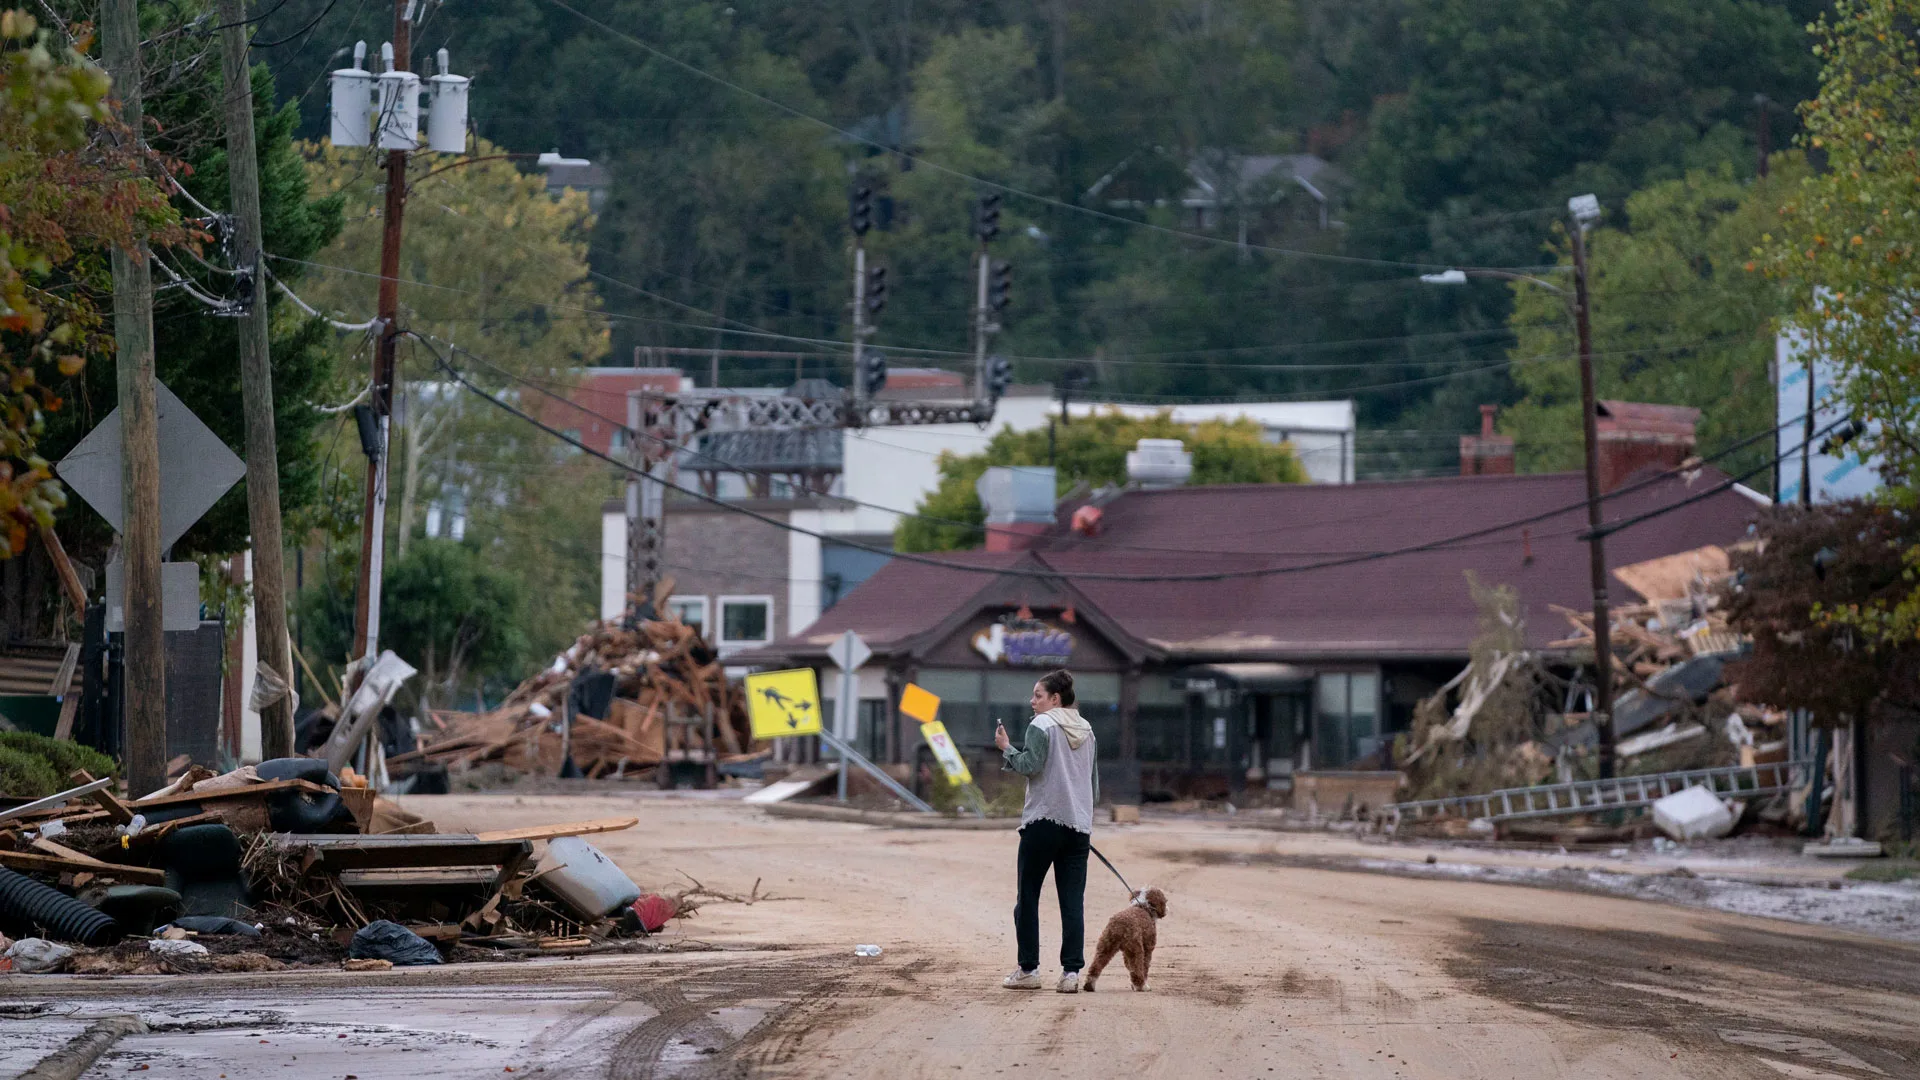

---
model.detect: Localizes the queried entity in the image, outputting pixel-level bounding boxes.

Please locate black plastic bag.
[348,920,442,966]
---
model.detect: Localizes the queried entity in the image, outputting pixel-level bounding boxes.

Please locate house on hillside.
[741,403,1767,800]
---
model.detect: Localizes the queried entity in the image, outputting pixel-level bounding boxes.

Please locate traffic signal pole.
[852,240,868,409]
[973,241,990,403]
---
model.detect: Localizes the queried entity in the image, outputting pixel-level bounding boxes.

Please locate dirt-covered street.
[5,793,1917,1079]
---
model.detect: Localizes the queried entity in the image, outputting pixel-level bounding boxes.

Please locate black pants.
[1014,818,1090,973]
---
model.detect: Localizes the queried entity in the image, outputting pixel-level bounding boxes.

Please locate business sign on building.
[971,615,1074,667]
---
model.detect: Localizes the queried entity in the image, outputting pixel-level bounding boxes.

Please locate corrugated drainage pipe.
[0,866,122,946]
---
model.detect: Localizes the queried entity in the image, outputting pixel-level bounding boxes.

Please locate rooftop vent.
[1126,438,1192,487]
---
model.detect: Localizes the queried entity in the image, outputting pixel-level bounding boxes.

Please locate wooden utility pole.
[103,0,166,797]
[350,0,411,667]
[217,0,296,758]
[1569,211,1616,781]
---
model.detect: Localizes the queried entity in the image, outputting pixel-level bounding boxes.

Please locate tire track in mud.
[601,954,859,1080]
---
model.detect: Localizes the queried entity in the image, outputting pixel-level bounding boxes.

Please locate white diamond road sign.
[54,380,246,551]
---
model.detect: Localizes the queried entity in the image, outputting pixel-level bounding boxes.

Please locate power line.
[420,334,1806,586]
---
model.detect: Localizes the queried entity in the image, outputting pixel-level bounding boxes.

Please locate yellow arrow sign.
[745,668,823,739]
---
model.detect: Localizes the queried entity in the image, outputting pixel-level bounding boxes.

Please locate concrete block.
[1110,805,1141,825]
[1652,785,1735,841]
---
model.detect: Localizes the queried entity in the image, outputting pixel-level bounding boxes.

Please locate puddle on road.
[4,986,655,1079]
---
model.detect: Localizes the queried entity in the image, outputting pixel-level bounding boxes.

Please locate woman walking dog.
[995,668,1099,993]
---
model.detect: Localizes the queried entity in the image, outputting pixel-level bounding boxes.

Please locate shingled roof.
[755,468,1765,665]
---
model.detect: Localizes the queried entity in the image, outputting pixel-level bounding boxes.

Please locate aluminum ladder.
[1387,759,1812,828]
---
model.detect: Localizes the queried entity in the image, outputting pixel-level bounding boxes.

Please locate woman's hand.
[994,723,1011,751]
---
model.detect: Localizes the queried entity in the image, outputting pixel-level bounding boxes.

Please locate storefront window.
[1313,671,1381,769]
[1135,677,1187,764]
[1069,673,1121,761]
[916,670,989,749]
[987,671,1040,742]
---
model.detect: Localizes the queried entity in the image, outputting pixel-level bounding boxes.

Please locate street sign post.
[825,630,871,802]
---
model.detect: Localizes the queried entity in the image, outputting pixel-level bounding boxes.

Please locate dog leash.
[1089,845,1134,897]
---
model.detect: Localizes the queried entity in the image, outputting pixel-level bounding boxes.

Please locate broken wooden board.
[471,817,638,844]
[1613,544,1730,602]
[130,777,333,810]
[0,848,166,884]
[71,769,134,825]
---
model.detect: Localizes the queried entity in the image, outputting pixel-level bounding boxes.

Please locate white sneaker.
[1002,968,1042,990]
[1057,971,1080,994]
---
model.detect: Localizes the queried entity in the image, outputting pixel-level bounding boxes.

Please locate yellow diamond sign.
[745,668,823,739]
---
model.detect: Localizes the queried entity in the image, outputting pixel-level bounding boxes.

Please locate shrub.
[0,745,61,797]
[0,731,117,784]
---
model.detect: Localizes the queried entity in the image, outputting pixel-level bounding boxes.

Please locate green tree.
[896,410,1307,552]
[1764,0,1920,492]
[28,2,342,585]
[381,539,528,714]
[0,9,178,557]
[294,139,609,690]
[1500,161,1801,486]
[298,137,607,557]
[1759,0,1920,645]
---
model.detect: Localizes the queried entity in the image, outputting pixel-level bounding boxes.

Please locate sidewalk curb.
[14,1014,145,1080]
[761,803,1019,830]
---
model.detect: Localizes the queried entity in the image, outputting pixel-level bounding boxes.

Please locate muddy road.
[4,793,1915,1079]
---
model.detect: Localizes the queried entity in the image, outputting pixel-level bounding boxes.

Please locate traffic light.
[987,354,1012,402]
[850,180,874,236]
[975,193,1002,241]
[859,349,888,397]
[988,259,1013,312]
[865,264,888,317]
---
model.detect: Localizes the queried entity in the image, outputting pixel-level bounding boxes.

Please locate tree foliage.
[243,0,1819,457]
[0,10,175,555]
[1726,501,1920,721]
[895,410,1307,552]
[294,139,608,693]
[1500,162,1800,486]
[1763,0,1920,492]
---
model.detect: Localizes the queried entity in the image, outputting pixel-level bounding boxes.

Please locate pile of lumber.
[1400,546,1790,811]
[394,616,762,780]
[1547,545,1787,768]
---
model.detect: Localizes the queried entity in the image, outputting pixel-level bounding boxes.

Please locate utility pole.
[103,0,166,797]
[1803,347,1816,508]
[1568,194,1616,780]
[1754,94,1772,180]
[217,0,295,758]
[350,0,412,669]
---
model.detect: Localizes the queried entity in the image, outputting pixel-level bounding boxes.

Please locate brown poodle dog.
[1083,887,1167,992]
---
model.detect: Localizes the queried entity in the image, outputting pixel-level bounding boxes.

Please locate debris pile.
[0,762,729,975]
[1395,548,1796,833]
[392,617,764,783]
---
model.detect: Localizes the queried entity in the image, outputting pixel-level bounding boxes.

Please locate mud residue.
[1443,917,1920,1076]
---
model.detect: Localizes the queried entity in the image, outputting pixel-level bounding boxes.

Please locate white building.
[599,390,1358,645]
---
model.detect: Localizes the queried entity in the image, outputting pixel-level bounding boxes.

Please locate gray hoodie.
[1002,707,1099,833]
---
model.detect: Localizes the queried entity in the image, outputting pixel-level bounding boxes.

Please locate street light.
[1421,192,1619,779]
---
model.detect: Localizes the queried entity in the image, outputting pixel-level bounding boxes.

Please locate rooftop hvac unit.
[328,41,372,147]
[1126,438,1192,487]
